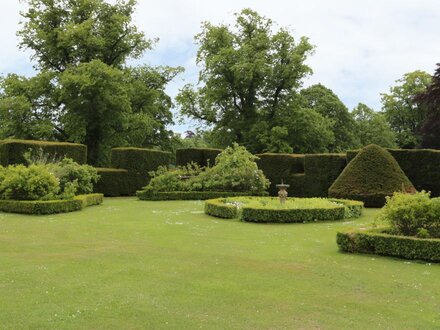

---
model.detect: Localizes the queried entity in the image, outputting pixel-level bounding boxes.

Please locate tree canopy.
[381,71,432,148]
[0,0,182,165]
[177,9,318,153]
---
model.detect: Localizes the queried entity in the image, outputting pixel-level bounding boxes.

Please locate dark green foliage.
[176,148,222,167]
[256,153,304,196]
[111,147,173,193]
[304,154,347,197]
[0,193,102,215]
[137,191,253,201]
[93,168,130,196]
[337,229,440,263]
[347,148,440,197]
[0,139,87,166]
[204,199,238,219]
[241,205,346,223]
[388,149,440,196]
[329,145,414,207]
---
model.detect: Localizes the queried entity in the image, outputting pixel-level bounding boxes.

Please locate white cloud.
[1,0,440,132]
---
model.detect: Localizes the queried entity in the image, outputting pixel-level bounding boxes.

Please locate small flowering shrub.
[377,191,440,238]
[141,144,270,195]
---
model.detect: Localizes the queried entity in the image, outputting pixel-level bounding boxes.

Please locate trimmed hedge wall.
[137,191,253,201]
[176,148,222,167]
[337,229,440,262]
[0,193,103,215]
[347,148,440,197]
[256,153,305,196]
[94,168,131,196]
[111,147,174,193]
[304,154,347,197]
[0,139,87,166]
[241,204,346,223]
[204,199,238,219]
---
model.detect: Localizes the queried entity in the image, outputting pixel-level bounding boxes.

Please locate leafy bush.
[198,144,270,194]
[139,144,270,195]
[137,190,252,201]
[377,191,440,238]
[0,164,60,201]
[47,158,99,195]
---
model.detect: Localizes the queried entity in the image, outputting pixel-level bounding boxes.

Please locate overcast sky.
[1,0,439,133]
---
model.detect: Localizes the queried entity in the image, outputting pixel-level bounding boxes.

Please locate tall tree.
[177,9,316,153]
[381,71,432,148]
[300,84,359,152]
[417,64,440,148]
[352,103,397,148]
[0,0,182,165]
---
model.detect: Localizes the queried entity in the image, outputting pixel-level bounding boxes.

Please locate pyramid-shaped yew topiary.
[328,144,415,207]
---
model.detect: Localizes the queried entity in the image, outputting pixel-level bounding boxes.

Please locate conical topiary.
[328,144,415,207]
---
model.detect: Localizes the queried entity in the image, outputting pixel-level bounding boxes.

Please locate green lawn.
[0,198,439,329]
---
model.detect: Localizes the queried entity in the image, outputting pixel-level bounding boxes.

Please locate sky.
[1,0,439,133]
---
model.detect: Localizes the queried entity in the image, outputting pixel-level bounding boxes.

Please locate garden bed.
[205,197,363,222]
[336,228,440,262]
[0,193,103,215]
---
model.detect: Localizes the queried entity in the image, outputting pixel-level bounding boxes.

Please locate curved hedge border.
[0,193,103,215]
[241,205,345,223]
[205,198,363,222]
[137,191,258,201]
[337,229,440,262]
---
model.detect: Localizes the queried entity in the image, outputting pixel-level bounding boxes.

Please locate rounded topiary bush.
[328,144,415,207]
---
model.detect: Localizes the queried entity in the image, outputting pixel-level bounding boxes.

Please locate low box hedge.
[336,228,440,262]
[0,139,87,166]
[241,205,346,223]
[204,199,238,219]
[137,191,254,201]
[0,193,103,215]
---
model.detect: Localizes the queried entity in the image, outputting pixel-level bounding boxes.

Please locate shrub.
[337,229,440,262]
[0,164,60,201]
[143,163,203,193]
[0,193,103,215]
[377,191,440,238]
[176,148,222,167]
[198,143,270,194]
[256,153,305,196]
[204,197,362,222]
[111,147,174,192]
[93,168,130,196]
[138,191,252,201]
[329,144,415,207]
[47,158,99,195]
[0,139,87,166]
[304,154,347,197]
[138,144,270,197]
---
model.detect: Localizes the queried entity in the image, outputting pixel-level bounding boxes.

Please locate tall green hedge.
[0,139,87,166]
[347,148,440,197]
[111,147,173,193]
[93,168,131,196]
[256,153,305,196]
[304,154,347,197]
[176,148,222,167]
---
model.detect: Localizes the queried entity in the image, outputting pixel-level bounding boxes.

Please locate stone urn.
[276,181,290,205]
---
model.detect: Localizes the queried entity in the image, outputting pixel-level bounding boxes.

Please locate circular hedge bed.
[205,197,363,223]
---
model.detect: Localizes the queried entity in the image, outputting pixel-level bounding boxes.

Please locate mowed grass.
[0,198,439,329]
